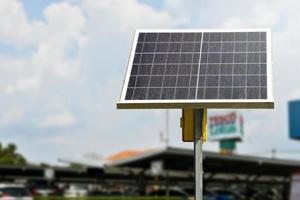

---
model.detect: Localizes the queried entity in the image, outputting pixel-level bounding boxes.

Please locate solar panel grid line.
[261,32,267,98]
[257,32,261,99]
[256,33,262,99]
[128,86,267,89]
[142,41,266,44]
[203,33,210,99]
[203,33,211,98]
[175,34,183,99]
[196,34,204,99]
[195,32,204,99]
[137,62,266,65]
[171,33,182,100]
[128,74,267,77]
[130,33,146,100]
[128,86,269,88]
[222,34,232,99]
[158,33,171,99]
[118,29,273,109]
[190,33,201,99]
[121,32,149,99]
[236,34,244,99]
[258,34,262,98]
[135,51,265,54]
[132,33,142,99]
[216,33,224,99]
[258,32,261,99]
[245,32,249,99]
[230,32,236,99]
[145,33,159,100]
[217,33,223,98]
[156,33,166,99]
[187,33,196,99]
[178,33,194,99]
[159,33,172,100]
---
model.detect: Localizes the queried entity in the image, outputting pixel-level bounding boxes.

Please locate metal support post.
[194,109,204,200]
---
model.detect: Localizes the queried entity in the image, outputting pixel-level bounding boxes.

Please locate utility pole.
[165,110,169,147]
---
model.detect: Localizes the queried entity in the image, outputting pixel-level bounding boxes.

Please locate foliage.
[69,163,85,170]
[0,143,26,165]
[40,162,51,168]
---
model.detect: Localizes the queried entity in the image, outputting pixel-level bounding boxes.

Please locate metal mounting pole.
[165,110,169,147]
[194,109,204,200]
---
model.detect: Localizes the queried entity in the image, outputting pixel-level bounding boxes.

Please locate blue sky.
[22,1,58,20]
[1,0,300,165]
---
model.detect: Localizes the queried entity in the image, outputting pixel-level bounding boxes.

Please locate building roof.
[106,149,157,162]
[107,146,300,177]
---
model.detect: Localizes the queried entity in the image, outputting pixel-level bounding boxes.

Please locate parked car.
[0,184,32,200]
[30,184,62,197]
[206,188,244,200]
[64,184,88,197]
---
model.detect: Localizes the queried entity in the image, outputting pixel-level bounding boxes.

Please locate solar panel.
[118,29,274,109]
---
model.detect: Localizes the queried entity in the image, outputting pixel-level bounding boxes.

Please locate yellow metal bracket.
[181,109,208,142]
[201,108,208,142]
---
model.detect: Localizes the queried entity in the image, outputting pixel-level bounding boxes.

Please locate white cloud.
[160,0,300,157]
[32,2,86,82]
[0,0,35,46]
[0,0,190,164]
[0,0,86,96]
[0,106,24,128]
[5,0,300,164]
[81,0,187,34]
[37,111,77,128]
[44,99,67,112]
[4,77,40,94]
[222,2,280,28]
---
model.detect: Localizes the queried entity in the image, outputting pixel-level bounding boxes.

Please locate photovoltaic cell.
[122,30,271,104]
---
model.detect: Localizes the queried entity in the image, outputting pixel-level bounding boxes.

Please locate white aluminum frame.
[117,29,274,109]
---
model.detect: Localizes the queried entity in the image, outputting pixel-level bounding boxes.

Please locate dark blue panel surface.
[289,100,300,140]
[126,31,268,100]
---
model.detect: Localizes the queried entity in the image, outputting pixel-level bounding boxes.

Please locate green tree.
[69,163,85,170]
[0,143,26,165]
[40,162,50,168]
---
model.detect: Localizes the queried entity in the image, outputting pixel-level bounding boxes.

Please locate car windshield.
[0,187,29,196]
